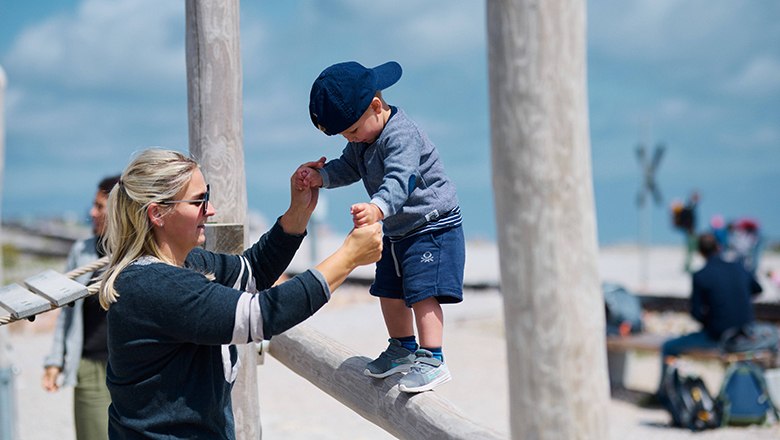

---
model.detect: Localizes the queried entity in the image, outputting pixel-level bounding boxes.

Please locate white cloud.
[589,0,761,64]
[390,3,485,63]
[7,0,184,91]
[719,125,780,151]
[724,55,780,97]
[301,0,485,66]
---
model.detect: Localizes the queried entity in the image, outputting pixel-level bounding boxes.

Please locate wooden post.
[0,64,18,440]
[268,325,503,440]
[486,1,610,438]
[185,2,259,439]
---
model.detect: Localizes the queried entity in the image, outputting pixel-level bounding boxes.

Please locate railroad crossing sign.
[635,143,665,207]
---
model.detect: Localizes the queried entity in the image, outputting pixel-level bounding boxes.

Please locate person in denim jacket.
[43,174,119,440]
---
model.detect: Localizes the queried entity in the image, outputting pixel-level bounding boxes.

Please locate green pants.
[74,358,110,440]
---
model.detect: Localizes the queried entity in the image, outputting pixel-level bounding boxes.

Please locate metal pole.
[185,2,260,439]
[0,64,18,440]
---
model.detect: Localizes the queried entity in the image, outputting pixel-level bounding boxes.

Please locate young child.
[297,61,465,393]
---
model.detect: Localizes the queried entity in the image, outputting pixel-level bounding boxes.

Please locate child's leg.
[363,240,418,378]
[380,297,414,339]
[363,298,417,378]
[399,298,451,393]
[411,297,443,349]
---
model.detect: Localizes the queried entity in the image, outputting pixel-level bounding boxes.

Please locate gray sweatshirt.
[320,107,459,238]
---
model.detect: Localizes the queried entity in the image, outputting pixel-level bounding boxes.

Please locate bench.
[606,333,778,389]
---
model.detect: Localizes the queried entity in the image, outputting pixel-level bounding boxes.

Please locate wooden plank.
[606,333,666,353]
[606,333,776,364]
[268,325,503,440]
[0,283,52,320]
[24,269,88,307]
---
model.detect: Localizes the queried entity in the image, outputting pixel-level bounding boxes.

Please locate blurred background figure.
[41,174,119,440]
[709,214,729,250]
[724,217,763,275]
[654,232,762,402]
[670,191,699,273]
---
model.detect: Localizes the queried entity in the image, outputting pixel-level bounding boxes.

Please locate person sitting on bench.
[654,232,763,401]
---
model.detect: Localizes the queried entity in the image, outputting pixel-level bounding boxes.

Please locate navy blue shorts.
[370,225,465,307]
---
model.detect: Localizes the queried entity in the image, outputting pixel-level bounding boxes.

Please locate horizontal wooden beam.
[267,325,504,440]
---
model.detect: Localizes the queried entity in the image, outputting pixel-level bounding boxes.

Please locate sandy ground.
[4,245,780,439]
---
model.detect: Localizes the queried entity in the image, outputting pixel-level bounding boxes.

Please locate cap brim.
[373,61,402,90]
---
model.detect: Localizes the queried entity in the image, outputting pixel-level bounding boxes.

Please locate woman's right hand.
[342,222,383,267]
[315,222,383,292]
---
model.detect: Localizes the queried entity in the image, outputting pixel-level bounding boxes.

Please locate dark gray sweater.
[320,107,459,238]
[106,220,329,439]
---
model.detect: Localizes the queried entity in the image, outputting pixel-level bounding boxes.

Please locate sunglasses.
[160,184,210,216]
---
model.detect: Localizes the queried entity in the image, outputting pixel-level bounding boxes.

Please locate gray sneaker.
[363,339,417,378]
[398,349,452,393]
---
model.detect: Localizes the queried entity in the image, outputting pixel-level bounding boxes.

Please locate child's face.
[339,98,384,144]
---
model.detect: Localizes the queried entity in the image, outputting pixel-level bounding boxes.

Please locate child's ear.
[370,97,383,113]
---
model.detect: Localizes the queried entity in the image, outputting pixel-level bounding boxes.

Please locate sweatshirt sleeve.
[230,269,330,343]
[320,146,362,189]
[186,218,306,292]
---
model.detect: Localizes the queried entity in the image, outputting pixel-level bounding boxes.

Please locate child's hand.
[350,203,384,228]
[294,157,326,190]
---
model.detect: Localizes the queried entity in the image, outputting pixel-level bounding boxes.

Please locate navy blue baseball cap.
[309,61,402,136]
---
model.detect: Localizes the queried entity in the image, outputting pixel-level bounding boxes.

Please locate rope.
[0,256,111,326]
[65,255,110,280]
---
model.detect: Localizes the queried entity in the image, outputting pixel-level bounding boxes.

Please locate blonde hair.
[98,149,199,309]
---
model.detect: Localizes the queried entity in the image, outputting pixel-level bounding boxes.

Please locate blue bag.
[718,361,779,426]
[602,282,643,335]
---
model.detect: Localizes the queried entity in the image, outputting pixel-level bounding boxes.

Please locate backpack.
[660,361,723,431]
[718,361,779,426]
[602,283,643,336]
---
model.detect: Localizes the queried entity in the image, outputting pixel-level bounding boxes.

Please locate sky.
[0,0,778,246]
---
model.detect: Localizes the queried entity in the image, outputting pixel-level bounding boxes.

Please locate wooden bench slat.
[0,283,52,319]
[24,269,89,307]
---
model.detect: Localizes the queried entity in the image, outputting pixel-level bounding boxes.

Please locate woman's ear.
[148,204,164,227]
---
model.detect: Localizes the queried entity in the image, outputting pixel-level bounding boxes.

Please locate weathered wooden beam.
[487,0,609,437]
[268,325,504,440]
[184,1,258,439]
[0,64,16,440]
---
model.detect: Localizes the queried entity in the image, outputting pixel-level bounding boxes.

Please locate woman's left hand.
[281,158,325,234]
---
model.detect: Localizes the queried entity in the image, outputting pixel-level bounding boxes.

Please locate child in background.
[297,60,465,392]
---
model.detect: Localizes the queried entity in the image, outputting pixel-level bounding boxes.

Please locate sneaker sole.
[363,363,414,379]
[398,370,452,393]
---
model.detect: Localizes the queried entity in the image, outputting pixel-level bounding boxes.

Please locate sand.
[4,244,780,439]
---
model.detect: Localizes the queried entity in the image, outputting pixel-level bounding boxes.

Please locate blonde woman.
[98,149,381,439]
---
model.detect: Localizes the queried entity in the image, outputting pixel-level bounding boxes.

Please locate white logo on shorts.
[421,251,434,263]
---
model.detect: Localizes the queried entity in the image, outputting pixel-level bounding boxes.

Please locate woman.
[98,149,381,439]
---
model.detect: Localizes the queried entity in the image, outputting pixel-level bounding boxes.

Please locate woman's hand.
[341,222,384,267]
[281,157,326,235]
[315,222,383,291]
